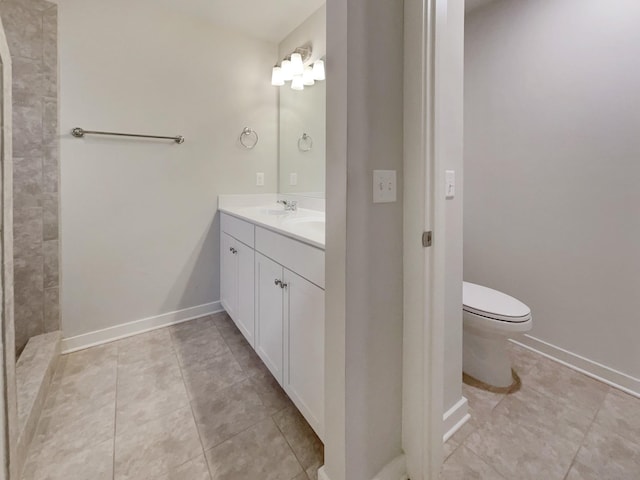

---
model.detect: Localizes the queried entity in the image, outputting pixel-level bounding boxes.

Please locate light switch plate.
[373,170,397,203]
[445,170,455,199]
[289,173,298,186]
[256,172,265,186]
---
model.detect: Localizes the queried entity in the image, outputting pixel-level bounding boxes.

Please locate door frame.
[403,0,464,478]
[0,14,16,480]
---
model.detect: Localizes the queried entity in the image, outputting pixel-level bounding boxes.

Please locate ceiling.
[154,0,325,43]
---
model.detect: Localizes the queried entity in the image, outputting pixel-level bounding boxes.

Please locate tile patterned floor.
[441,342,640,480]
[22,313,323,480]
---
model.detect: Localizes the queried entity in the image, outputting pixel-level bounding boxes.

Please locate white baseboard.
[512,335,640,398]
[317,455,409,480]
[443,396,470,442]
[317,466,330,480]
[61,301,223,353]
[371,454,409,480]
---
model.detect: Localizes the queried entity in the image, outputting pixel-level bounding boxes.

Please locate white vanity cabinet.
[282,268,325,439]
[254,226,325,439]
[219,212,325,440]
[220,232,238,320]
[220,215,255,346]
[255,252,285,381]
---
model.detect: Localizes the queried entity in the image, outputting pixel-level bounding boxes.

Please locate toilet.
[462,282,532,388]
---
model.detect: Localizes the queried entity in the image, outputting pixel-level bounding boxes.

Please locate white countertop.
[219,203,325,250]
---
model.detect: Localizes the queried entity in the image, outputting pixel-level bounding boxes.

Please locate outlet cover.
[256,172,265,186]
[289,173,298,186]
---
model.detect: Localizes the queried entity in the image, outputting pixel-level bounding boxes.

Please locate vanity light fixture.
[302,66,315,86]
[271,66,285,86]
[312,59,325,81]
[281,59,294,81]
[290,52,304,76]
[291,75,305,91]
[271,44,325,90]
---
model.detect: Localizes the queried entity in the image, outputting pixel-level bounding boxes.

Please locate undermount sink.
[283,216,323,225]
[261,207,289,216]
[283,217,325,235]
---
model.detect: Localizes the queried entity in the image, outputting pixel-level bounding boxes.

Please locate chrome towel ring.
[298,132,313,152]
[240,127,259,149]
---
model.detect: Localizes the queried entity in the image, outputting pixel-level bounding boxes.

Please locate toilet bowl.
[463,282,532,388]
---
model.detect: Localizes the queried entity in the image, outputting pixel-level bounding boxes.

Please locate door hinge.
[422,231,432,247]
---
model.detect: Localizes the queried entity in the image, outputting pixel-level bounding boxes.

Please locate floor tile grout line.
[212,314,296,417]
[200,414,274,456]
[46,314,316,479]
[172,316,248,373]
[170,324,215,480]
[214,314,321,475]
[22,349,120,478]
[491,355,608,454]
[114,331,193,478]
[180,316,293,455]
[212,316,266,381]
[517,378,604,422]
[457,348,618,480]
[443,427,473,464]
[463,444,508,480]
[473,370,600,446]
[117,325,211,477]
[272,409,308,475]
[510,352,609,425]
[561,386,610,480]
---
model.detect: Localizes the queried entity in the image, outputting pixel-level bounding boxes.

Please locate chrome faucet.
[277,200,298,212]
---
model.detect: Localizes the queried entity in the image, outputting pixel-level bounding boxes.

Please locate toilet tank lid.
[463,282,531,319]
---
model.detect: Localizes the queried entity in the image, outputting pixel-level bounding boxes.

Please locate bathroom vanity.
[218,196,325,439]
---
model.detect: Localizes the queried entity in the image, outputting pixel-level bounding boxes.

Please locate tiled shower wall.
[0,0,59,354]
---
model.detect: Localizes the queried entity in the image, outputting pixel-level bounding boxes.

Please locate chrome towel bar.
[71,127,185,144]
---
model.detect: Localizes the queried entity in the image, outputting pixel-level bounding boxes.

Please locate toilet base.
[463,329,514,388]
[463,368,521,394]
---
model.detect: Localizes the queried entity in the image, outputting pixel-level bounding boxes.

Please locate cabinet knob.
[230,248,237,254]
[274,279,282,287]
[280,282,288,289]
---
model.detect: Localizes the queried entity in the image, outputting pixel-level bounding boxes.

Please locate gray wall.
[442,0,465,416]
[325,0,404,478]
[0,0,60,354]
[58,0,278,340]
[465,0,640,379]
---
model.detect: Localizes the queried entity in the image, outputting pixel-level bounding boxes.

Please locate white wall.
[325,0,404,478]
[278,5,326,65]
[465,0,640,385]
[442,1,465,416]
[58,0,278,338]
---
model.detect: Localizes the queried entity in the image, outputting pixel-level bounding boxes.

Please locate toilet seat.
[463,282,531,323]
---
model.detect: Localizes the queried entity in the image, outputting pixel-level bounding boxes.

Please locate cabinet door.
[283,269,325,440]
[220,232,238,320]
[235,240,255,347]
[255,253,284,383]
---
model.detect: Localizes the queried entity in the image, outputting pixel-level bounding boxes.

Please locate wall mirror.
[277,7,326,198]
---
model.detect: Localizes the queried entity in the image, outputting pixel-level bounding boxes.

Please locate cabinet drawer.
[255,227,324,289]
[221,213,254,247]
